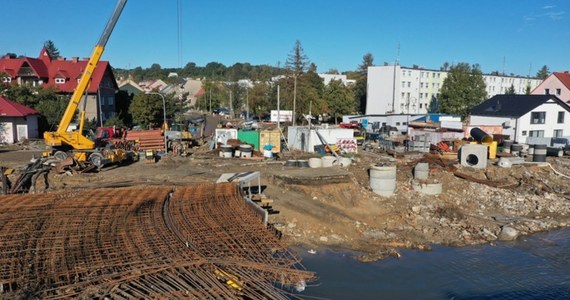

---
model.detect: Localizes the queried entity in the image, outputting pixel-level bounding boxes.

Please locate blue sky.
[1,0,568,76]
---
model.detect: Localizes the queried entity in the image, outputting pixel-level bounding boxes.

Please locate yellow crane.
[43,0,129,168]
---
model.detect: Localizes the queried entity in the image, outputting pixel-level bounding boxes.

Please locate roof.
[0,97,39,117]
[554,72,570,91]
[0,47,116,93]
[470,94,569,118]
[46,60,117,93]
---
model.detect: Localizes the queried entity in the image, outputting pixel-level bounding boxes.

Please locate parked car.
[213,108,230,116]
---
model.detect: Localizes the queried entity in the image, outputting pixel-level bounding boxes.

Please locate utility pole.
[208,87,212,113]
[292,75,297,126]
[277,84,280,130]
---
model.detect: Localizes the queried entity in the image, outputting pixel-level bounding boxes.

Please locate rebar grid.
[0,183,315,299]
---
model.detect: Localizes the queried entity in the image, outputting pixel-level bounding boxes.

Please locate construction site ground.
[2,144,570,263]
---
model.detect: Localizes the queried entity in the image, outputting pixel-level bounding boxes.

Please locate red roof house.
[0,47,118,124]
[0,97,40,143]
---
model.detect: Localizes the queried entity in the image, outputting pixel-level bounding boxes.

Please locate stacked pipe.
[125,129,165,151]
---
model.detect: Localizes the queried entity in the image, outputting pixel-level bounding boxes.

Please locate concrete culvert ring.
[466,154,479,166]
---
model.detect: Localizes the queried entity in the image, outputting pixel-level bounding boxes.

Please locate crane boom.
[44,0,127,150]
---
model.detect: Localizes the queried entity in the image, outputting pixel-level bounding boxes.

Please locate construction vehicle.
[43,0,132,169]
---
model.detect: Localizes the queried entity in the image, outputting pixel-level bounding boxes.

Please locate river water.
[296,228,570,299]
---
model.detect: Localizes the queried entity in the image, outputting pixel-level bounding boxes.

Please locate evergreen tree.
[536,65,550,80]
[506,84,516,95]
[353,53,374,114]
[285,40,310,125]
[43,40,60,59]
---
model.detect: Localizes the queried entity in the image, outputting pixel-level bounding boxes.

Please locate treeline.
[114,62,286,82]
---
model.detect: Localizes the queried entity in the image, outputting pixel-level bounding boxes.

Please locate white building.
[318,74,355,86]
[366,65,542,115]
[469,94,570,144]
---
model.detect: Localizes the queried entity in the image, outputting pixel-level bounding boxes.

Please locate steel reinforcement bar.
[0,183,315,299]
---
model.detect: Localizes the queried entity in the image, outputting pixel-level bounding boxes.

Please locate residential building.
[469,94,570,143]
[531,71,570,102]
[179,78,204,108]
[0,96,39,143]
[366,65,542,115]
[0,47,118,124]
[118,79,144,96]
[318,74,355,86]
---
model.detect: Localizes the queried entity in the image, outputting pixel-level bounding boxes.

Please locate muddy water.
[297,229,570,299]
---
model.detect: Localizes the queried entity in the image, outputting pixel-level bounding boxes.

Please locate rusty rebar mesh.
[0,183,315,299]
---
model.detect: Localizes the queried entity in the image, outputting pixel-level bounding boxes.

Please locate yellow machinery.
[43,0,129,168]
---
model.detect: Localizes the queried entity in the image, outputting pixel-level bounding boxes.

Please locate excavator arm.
[43,0,127,150]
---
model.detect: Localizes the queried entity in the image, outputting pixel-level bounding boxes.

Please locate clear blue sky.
[1,0,568,76]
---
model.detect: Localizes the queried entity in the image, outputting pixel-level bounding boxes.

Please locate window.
[558,111,565,123]
[403,122,407,125]
[55,78,65,84]
[419,103,423,109]
[396,122,401,126]
[545,88,550,95]
[401,92,405,99]
[554,129,563,138]
[408,71,411,76]
[531,111,546,124]
[529,130,544,137]
[556,88,562,96]
[522,131,527,136]
[402,82,406,88]
[382,122,387,126]
[402,71,406,77]
[407,82,411,88]
[1,77,11,83]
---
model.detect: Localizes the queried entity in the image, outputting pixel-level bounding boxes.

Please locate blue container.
[314,145,326,155]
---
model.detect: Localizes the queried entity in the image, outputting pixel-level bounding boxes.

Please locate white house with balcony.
[469,94,570,144]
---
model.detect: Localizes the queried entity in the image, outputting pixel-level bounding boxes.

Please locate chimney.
[72,57,79,63]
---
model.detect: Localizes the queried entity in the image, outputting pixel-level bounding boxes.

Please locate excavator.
[43,0,133,169]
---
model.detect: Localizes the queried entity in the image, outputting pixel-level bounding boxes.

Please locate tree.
[129,93,177,129]
[439,63,487,119]
[353,53,374,114]
[44,40,60,59]
[285,40,309,125]
[427,95,439,113]
[324,79,355,124]
[506,84,516,95]
[249,82,271,119]
[536,65,550,80]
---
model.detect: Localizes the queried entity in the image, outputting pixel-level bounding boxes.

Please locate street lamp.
[146,92,167,152]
